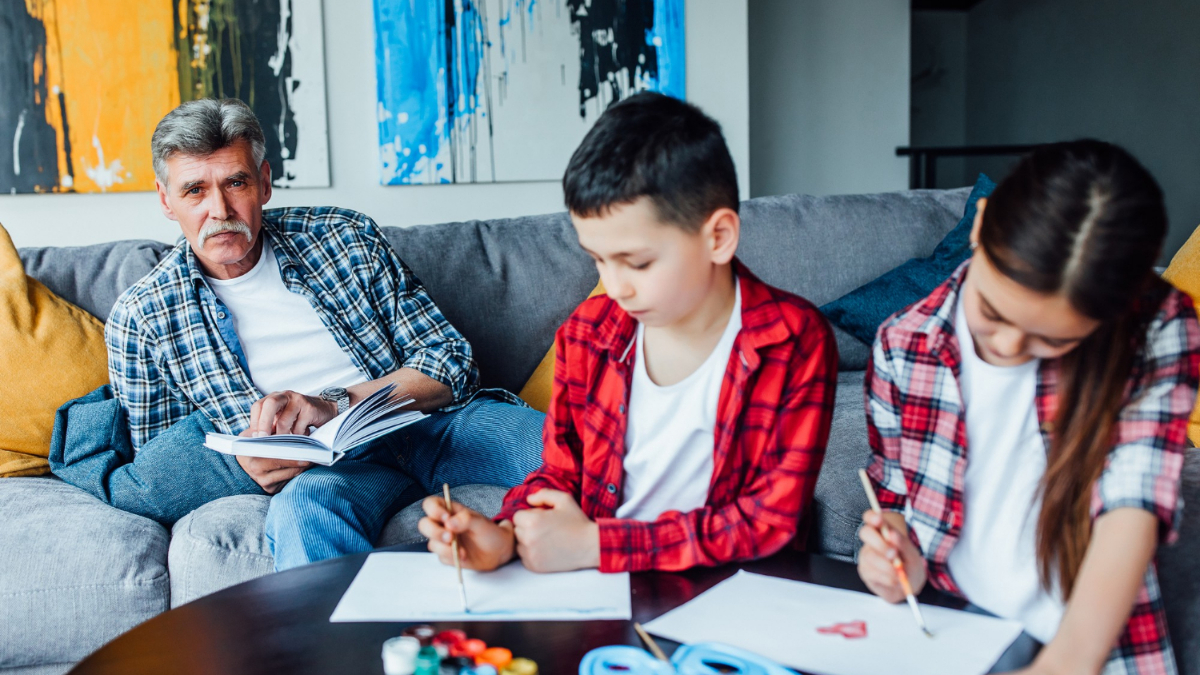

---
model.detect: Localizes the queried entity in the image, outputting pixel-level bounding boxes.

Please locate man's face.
[156,140,272,278]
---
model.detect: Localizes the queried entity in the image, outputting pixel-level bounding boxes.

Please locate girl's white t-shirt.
[616,282,742,521]
[946,293,1065,644]
[205,239,365,397]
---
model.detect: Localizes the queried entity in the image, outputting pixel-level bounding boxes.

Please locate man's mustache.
[197,220,253,249]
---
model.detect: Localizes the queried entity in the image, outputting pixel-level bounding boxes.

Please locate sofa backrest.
[17,187,970,391]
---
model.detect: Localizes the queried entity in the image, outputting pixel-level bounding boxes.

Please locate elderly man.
[88,98,545,570]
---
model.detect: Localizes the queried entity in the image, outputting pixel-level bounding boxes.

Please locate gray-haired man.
[89,98,544,570]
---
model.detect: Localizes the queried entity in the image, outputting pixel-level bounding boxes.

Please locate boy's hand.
[857,510,927,604]
[512,489,600,573]
[418,496,516,572]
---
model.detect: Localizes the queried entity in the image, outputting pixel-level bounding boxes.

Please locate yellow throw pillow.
[1163,224,1200,446]
[0,223,110,477]
[518,280,606,413]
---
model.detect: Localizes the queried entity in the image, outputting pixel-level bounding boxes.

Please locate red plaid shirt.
[496,263,838,572]
[865,262,1200,674]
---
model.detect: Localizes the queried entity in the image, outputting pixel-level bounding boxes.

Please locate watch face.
[322,387,347,399]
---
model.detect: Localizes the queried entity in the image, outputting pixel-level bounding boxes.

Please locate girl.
[859,140,1200,674]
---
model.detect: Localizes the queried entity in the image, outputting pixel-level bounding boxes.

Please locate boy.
[419,92,837,573]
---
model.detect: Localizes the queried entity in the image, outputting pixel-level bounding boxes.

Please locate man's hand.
[235,454,313,494]
[511,489,600,573]
[857,510,928,603]
[249,390,338,437]
[419,497,516,572]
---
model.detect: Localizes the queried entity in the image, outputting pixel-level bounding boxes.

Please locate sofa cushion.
[167,495,274,608]
[18,239,171,323]
[166,484,510,607]
[0,224,111,477]
[0,477,169,668]
[382,214,599,395]
[378,483,510,546]
[807,370,871,561]
[820,175,995,345]
[516,281,606,413]
[738,188,970,371]
[2,664,74,675]
[1158,448,1200,674]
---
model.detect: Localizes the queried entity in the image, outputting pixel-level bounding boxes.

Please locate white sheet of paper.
[329,552,632,622]
[644,571,1024,675]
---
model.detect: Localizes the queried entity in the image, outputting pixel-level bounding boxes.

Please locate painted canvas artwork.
[0,0,329,194]
[374,0,685,185]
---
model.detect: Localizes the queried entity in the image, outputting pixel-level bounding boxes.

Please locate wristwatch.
[319,386,351,415]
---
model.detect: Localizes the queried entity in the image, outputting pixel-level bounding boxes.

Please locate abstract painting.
[374,0,685,185]
[0,0,329,194]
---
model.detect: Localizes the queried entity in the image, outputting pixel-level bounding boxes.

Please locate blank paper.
[643,571,1024,675]
[329,552,632,622]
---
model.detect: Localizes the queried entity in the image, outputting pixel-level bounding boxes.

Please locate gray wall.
[911,10,969,189]
[964,0,1200,259]
[749,0,910,198]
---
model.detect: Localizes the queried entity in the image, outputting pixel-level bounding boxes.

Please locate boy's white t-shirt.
[946,293,1065,644]
[205,239,366,396]
[616,282,742,521]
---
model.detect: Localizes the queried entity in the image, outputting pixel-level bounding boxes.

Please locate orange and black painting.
[0,0,329,194]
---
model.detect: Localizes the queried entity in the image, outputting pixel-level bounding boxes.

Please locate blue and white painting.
[374,0,685,185]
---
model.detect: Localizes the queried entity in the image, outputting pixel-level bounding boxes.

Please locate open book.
[204,384,427,466]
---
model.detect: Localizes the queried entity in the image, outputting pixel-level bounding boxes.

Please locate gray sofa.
[3,187,1197,674]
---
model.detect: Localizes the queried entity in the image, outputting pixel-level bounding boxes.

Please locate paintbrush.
[634,621,675,672]
[443,483,469,613]
[857,469,933,638]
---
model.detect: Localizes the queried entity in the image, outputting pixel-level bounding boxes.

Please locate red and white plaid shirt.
[865,261,1200,674]
[496,262,838,572]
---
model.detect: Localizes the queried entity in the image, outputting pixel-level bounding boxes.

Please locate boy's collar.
[595,259,792,362]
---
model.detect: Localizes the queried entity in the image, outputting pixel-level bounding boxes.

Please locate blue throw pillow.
[820,174,997,344]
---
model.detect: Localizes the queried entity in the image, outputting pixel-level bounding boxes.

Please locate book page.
[329,552,631,622]
[644,571,1023,675]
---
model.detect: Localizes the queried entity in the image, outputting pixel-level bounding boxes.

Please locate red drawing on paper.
[816,620,869,639]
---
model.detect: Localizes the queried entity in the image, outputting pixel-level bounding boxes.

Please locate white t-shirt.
[616,282,742,521]
[946,293,1065,643]
[205,239,366,396]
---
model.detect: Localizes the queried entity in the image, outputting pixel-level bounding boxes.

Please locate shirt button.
[606,483,617,494]
[618,404,625,414]
[216,311,227,320]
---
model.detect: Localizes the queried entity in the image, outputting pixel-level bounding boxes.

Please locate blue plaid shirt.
[106,206,481,450]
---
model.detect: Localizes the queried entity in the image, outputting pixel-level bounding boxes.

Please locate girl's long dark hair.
[978,140,1169,598]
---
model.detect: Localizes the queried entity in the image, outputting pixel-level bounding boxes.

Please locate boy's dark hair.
[563,92,738,231]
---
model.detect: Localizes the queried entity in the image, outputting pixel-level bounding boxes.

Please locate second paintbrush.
[442,483,469,613]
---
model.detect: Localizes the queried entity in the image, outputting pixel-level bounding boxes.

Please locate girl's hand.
[419,497,516,572]
[857,510,928,603]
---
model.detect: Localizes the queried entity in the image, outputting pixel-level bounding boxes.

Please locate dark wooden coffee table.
[67,544,961,675]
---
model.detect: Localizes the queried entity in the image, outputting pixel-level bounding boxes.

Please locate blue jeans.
[50,387,545,571]
[263,394,545,571]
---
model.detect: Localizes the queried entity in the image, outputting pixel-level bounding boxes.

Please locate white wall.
[965,0,1200,260]
[748,0,910,198]
[0,0,749,249]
